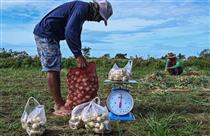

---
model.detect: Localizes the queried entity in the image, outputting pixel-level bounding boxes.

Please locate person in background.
[165,52,183,75]
[33,0,113,116]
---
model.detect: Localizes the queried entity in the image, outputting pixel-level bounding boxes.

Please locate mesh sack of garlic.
[108,60,133,81]
[21,97,46,136]
[65,62,98,111]
[81,97,111,133]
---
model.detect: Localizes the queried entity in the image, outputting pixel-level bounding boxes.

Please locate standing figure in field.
[165,52,183,75]
[33,0,113,116]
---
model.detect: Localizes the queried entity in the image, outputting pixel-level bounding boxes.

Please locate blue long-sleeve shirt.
[33,1,89,58]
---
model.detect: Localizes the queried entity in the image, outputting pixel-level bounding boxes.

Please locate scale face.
[106,88,134,116]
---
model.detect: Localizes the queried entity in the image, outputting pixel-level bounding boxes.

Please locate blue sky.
[1,0,210,58]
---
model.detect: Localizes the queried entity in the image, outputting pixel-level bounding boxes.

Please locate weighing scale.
[104,79,137,121]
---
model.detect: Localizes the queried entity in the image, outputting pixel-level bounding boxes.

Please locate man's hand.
[76,55,88,68]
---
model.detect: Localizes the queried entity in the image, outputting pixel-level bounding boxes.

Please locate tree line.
[0,48,210,69]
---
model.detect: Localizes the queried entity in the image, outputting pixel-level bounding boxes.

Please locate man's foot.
[53,104,71,117]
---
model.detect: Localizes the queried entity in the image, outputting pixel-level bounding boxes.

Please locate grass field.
[0,64,210,136]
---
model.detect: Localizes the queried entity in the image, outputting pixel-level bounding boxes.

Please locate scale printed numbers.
[108,90,133,115]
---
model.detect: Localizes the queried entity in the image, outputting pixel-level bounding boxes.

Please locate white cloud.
[1,0,209,58]
[84,18,169,32]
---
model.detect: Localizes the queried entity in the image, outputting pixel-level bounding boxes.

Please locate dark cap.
[167,52,176,59]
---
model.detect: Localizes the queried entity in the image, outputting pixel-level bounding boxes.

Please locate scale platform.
[104,79,137,84]
[109,112,135,121]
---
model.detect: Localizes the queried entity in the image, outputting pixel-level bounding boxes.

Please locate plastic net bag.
[108,60,133,81]
[69,101,90,129]
[65,62,99,111]
[81,97,111,133]
[21,97,46,136]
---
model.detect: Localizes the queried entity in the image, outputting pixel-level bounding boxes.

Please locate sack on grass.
[108,60,133,81]
[81,97,111,133]
[21,97,46,136]
[65,62,99,112]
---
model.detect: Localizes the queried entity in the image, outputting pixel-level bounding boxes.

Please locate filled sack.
[65,62,99,111]
[21,97,46,136]
[69,101,90,129]
[81,97,111,133]
[108,60,133,81]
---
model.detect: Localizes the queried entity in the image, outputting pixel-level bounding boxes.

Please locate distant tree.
[130,56,134,60]
[160,55,167,60]
[115,53,127,59]
[82,47,91,58]
[135,55,138,59]
[0,48,12,58]
[187,56,197,60]
[199,49,210,58]
[13,51,29,58]
[178,53,185,59]
[0,48,29,58]
[148,57,155,61]
[100,53,110,59]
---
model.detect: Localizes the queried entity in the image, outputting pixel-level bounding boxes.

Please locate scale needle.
[119,94,122,108]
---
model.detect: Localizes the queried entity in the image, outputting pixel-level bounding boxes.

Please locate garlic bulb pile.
[24,117,45,136]
[108,68,130,81]
[83,113,110,133]
[69,116,83,129]
[69,113,110,133]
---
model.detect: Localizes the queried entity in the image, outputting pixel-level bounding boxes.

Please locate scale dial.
[106,89,134,115]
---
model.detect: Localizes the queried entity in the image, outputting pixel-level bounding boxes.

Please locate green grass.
[0,67,210,136]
